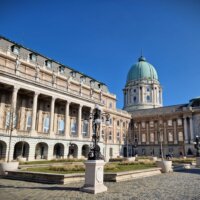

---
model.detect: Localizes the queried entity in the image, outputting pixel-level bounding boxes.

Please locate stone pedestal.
[196,157,200,167]
[156,160,173,173]
[81,160,107,194]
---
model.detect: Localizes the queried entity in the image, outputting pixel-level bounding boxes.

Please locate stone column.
[19,99,26,130]
[65,101,70,139]
[50,97,56,136]
[146,122,149,145]
[138,123,141,144]
[0,94,6,128]
[141,86,144,103]
[183,117,188,143]
[155,122,158,144]
[173,120,178,144]
[189,116,194,143]
[12,86,19,113]
[11,86,19,134]
[78,104,83,139]
[31,92,39,134]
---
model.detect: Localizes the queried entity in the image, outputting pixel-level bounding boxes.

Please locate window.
[150,133,154,142]
[102,130,104,139]
[71,118,77,134]
[70,71,76,78]
[168,120,172,126]
[43,116,50,133]
[90,80,95,88]
[11,45,20,55]
[134,89,136,93]
[82,120,88,136]
[5,111,11,129]
[45,60,52,69]
[5,112,17,129]
[109,102,112,109]
[59,66,65,74]
[133,96,136,103]
[109,131,112,140]
[177,119,182,126]
[123,133,126,141]
[146,95,151,102]
[123,122,125,127]
[109,148,113,157]
[26,115,32,131]
[102,117,104,123]
[141,122,145,128]
[168,132,173,142]
[178,132,183,141]
[142,134,146,142]
[146,86,150,92]
[80,76,86,84]
[117,120,120,126]
[116,132,120,142]
[58,119,65,134]
[109,118,112,125]
[29,53,37,62]
[150,121,154,127]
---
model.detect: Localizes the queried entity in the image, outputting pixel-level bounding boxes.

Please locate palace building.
[125,56,200,157]
[0,35,199,162]
[0,36,131,161]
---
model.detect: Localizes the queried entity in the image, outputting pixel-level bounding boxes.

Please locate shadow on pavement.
[0,184,80,191]
[174,168,200,175]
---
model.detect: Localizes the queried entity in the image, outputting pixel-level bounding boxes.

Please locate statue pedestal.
[81,160,107,194]
[196,157,200,166]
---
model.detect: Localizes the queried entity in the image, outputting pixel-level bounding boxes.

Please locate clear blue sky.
[1,0,200,109]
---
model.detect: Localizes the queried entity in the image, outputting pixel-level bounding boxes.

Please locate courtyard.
[0,168,200,200]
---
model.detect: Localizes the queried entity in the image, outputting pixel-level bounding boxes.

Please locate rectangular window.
[11,45,20,55]
[168,132,173,142]
[59,66,65,74]
[116,132,120,142]
[71,118,77,135]
[109,131,112,140]
[5,111,11,129]
[43,116,50,133]
[177,119,182,126]
[26,115,32,131]
[168,120,172,126]
[29,53,37,62]
[58,119,65,134]
[109,148,113,157]
[142,134,146,142]
[45,60,52,69]
[82,120,88,137]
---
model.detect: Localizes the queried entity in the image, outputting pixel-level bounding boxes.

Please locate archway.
[35,142,48,159]
[82,144,90,158]
[13,141,29,160]
[53,143,64,159]
[0,140,7,161]
[123,147,127,157]
[68,143,78,158]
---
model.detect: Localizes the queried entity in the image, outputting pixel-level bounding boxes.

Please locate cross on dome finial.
[138,49,146,61]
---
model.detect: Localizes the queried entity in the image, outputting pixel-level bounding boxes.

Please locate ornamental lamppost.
[81,105,109,194]
[87,105,110,160]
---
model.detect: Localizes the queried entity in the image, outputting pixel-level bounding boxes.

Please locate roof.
[0,35,107,86]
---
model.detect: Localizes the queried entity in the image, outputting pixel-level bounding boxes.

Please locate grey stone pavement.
[0,168,200,200]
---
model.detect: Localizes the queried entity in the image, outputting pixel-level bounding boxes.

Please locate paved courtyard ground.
[0,168,200,200]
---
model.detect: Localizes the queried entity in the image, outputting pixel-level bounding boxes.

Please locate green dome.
[126,56,158,83]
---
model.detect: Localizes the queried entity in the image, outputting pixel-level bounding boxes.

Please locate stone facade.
[0,36,131,161]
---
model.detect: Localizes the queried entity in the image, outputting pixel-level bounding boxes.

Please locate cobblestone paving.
[0,168,200,200]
